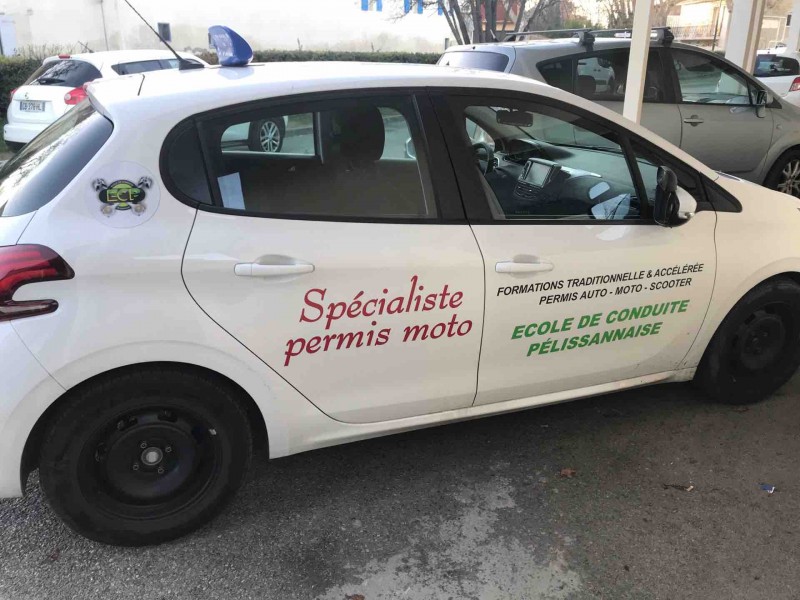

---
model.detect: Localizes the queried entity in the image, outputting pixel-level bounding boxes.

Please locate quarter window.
[673,50,752,105]
[165,96,437,220]
[456,102,643,221]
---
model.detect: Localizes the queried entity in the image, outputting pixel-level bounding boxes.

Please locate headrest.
[331,106,386,166]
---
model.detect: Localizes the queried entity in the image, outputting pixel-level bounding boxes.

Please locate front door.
[177,93,485,423]
[435,92,717,405]
[671,48,774,177]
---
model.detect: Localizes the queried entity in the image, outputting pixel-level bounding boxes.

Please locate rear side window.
[112,60,164,75]
[0,102,113,217]
[540,51,668,103]
[754,54,800,77]
[164,95,438,220]
[26,59,102,87]
[439,51,510,72]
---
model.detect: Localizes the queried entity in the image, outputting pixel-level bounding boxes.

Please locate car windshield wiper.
[36,77,66,85]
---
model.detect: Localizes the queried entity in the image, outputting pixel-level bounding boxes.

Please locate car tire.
[248,118,285,152]
[6,141,24,153]
[38,366,253,546]
[764,147,800,197]
[695,278,800,404]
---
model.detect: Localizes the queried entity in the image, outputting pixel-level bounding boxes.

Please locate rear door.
[174,92,485,423]
[670,48,773,176]
[537,48,683,146]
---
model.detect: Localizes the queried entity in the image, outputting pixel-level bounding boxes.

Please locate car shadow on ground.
[2,379,799,600]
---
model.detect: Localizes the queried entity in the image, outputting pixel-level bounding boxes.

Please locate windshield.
[438,51,510,72]
[0,101,113,217]
[25,59,102,87]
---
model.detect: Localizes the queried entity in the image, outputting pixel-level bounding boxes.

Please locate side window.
[576,50,667,103]
[673,50,752,105]
[539,59,574,93]
[458,102,642,221]
[112,60,165,75]
[754,54,800,77]
[170,96,437,220]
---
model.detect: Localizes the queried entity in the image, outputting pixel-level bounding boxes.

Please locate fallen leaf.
[559,467,577,478]
[47,549,60,562]
[345,595,365,600]
[732,406,750,413]
[662,483,694,492]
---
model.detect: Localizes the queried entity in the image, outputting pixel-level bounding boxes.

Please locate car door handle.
[234,263,315,277]
[495,260,554,274]
[683,115,704,126]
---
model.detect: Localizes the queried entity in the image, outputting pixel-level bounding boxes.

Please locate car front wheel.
[695,278,800,404]
[38,366,253,546]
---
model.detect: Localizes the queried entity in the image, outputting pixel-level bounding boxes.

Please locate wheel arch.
[682,267,800,370]
[21,361,268,491]
[763,142,800,187]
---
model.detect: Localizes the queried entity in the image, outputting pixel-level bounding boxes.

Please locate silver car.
[440,33,800,196]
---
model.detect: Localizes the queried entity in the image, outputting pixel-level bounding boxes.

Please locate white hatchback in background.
[755,51,800,107]
[3,50,206,151]
[4,30,800,547]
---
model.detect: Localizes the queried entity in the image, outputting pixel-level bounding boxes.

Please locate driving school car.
[2,27,800,547]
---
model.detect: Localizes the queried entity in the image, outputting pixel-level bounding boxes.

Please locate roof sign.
[208,25,253,67]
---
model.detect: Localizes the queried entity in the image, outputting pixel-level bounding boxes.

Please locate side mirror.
[404,137,416,160]
[654,166,695,226]
[756,89,772,117]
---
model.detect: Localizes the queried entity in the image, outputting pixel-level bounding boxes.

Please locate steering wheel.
[472,142,496,175]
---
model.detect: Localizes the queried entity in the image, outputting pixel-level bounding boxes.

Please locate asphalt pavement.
[2,375,800,600]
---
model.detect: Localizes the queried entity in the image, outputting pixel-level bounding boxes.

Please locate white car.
[3,33,800,546]
[755,50,800,107]
[3,49,207,151]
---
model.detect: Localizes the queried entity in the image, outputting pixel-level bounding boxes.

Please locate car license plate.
[19,100,45,112]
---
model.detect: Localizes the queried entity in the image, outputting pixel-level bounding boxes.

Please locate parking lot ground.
[2,374,800,600]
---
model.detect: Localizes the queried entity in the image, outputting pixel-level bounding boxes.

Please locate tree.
[396,0,566,45]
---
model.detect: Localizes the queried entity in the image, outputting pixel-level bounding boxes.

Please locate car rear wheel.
[695,278,800,404]
[247,118,285,153]
[765,148,800,197]
[38,366,252,546]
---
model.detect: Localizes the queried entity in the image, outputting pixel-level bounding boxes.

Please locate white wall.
[0,0,452,54]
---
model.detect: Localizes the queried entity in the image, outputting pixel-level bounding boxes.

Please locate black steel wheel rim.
[730,303,794,374]
[79,404,221,520]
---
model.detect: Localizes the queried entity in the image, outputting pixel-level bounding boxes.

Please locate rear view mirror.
[755,89,772,118]
[404,137,416,159]
[496,109,533,127]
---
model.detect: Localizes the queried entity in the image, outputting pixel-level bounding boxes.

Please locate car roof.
[44,49,201,70]
[86,61,718,182]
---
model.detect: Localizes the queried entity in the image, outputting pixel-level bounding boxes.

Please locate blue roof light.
[209,26,253,67]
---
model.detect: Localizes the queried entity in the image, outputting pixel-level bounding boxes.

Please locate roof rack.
[500,26,674,48]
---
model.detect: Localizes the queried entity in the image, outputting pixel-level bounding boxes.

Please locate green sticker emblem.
[92,177,152,216]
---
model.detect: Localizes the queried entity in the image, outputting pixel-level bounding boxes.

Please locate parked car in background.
[755,51,800,107]
[3,50,208,152]
[439,32,800,197]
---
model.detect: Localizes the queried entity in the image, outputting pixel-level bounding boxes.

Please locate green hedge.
[0,57,39,117]
[0,51,440,117]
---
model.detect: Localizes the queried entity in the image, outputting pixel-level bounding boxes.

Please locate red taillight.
[790,77,800,92]
[0,245,74,322]
[64,86,87,105]
[9,88,17,103]
[58,53,70,59]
